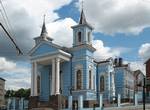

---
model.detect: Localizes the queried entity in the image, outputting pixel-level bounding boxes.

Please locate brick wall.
[146,59,150,78]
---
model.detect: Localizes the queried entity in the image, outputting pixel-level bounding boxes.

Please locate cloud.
[93,40,122,61]
[139,43,150,61]
[0,57,30,90]
[77,0,150,35]
[0,0,75,90]
[47,18,77,47]
[130,61,145,75]
[0,0,72,60]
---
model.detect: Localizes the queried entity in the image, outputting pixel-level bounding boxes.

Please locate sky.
[0,0,150,90]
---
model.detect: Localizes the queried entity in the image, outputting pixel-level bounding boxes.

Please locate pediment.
[29,42,61,57]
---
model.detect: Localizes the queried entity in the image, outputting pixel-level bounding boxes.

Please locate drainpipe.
[70,54,73,95]
[96,63,99,101]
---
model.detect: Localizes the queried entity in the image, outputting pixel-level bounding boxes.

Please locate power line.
[0,23,23,55]
[0,0,14,34]
[0,0,23,55]
[0,9,11,34]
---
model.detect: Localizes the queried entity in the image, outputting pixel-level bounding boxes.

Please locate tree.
[5,90,15,98]
[5,88,30,99]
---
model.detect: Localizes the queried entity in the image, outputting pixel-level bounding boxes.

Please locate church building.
[28,9,134,109]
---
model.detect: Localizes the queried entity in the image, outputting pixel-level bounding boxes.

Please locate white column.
[111,72,115,100]
[55,58,60,95]
[51,59,56,95]
[33,62,38,96]
[99,94,103,108]
[78,95,83,110]
[31,63,34,96]
[134,93,138,106]
[118,94,121,107]
[68,96,72,109]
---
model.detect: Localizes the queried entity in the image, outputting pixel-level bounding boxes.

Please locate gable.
[30,43,58,56]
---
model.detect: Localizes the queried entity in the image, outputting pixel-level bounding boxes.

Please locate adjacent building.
[0,77,5,108]
[28,9,135,109]
[145,58,150,97]
[134,70,144,93]
[114,58,134,102]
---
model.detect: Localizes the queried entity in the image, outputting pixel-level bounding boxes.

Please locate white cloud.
[0,0,73,59]
[47,18,77,47]
[93,40,121,61]
[130,61,146,75]
[0,57,30,90]
[139,43,150,61]
[78,0,150,35]
[0,57,30,74]
[0,0,75,90]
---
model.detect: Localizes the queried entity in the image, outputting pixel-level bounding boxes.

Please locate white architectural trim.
[30,50,71,63]
[88,65,94,90]
[51,59,55,95]
[31,63,34,96]
[55,58,60,95]
[28,40,62,56]
[32,62,38,96]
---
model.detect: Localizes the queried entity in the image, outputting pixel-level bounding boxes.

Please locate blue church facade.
[28,10,135,109]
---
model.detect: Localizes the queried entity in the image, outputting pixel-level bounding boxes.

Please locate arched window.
[89,70,92,89]
[37,75,40,94]
[76,70,82,90]
[88,32,91,42]
[78,32,81,43]
[100,75,105,92]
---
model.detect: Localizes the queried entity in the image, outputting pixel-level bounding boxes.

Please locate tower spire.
[40,14,48,37]
[79,0,87,24]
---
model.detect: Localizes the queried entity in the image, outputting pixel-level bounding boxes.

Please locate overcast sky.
[0,0,150,90]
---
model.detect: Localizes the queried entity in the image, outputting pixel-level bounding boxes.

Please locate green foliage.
[5,88,30,99]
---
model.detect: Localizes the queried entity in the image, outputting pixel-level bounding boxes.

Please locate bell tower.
[71,9,94,47]
[71,5,97,102]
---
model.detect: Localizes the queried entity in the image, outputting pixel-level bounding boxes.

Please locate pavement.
[104,104,150,110]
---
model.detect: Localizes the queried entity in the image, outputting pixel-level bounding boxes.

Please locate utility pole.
[0,22,23,55]
[143,77,146,110]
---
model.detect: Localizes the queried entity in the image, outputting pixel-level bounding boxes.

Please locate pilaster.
[51,59,56,95]
[34,62,38,96]
[55,58,60,95]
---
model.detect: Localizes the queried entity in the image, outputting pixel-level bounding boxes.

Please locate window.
[89,70,92,89]
[78,32,81,43]
[37,75,40,94]
[100,75,105,92]
[76,70,82,90]
[88,32,90,42]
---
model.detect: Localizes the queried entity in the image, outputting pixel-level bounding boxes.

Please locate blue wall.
[61,61,72,96]
[40,65,51,101]
[71,47,96,100]
[97,63,111,101]
[32,43,57,56]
